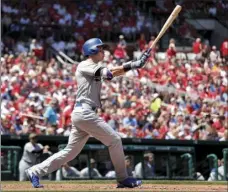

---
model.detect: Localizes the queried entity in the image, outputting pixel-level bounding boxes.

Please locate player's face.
[148,154,154,163]
[97,46,104,61]
[90,46,105,63]
[125,159,131,167]
[30,138,37,144]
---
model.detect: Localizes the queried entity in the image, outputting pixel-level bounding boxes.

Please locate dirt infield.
[2,181,227,192]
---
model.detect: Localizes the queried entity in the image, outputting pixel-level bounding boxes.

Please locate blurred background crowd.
[1,0,228,142]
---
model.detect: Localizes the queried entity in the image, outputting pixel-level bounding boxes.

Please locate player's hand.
[140,50,151,64]
[123,49,151,71]
[131,50,151,69]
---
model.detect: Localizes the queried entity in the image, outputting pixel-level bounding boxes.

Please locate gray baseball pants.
[19,160,32,181]
[30,106,128,181]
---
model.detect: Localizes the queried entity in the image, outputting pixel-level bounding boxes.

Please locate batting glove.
[132,50,151,68]
[123,49,151,71]
[140,49,151,65]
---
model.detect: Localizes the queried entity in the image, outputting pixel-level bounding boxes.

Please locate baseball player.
[26,38,150,188]
[19,134,43,181]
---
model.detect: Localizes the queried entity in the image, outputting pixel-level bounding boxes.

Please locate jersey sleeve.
[100,68,113,80]
[25,143,34,153]
[38,143,44,150]
[78,62,104,77]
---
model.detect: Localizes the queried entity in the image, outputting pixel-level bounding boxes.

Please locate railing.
[1,146,22,180]
[206,151,228,181]
[223,149,228,181]
[207,154,218,180]
[45,44,78,66]
[181,153,194,178]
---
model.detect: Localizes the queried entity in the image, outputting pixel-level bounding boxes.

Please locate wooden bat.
[147,5,182,52]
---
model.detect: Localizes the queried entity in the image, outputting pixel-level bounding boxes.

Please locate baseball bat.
[147,5,182,53]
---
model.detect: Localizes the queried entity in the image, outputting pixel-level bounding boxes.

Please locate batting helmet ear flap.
[82,38,105,56]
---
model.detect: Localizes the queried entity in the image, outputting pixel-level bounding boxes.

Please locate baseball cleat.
[25,169,43,188]
[117,178,142,188]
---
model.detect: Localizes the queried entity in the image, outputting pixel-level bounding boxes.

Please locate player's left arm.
[106,50,151,78]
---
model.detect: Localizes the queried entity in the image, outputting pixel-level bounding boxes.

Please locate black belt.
[75,102,97,111]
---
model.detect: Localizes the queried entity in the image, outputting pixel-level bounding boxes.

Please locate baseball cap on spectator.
[222,77,227,86]
[131,102,137,107]
[176,112,184,116]
[50,98,58,105]
[28,92,36,98]
[220,70,226,77]
[10,76,17,83]
[176,97,183,103]
[147,115,154,123]
[185,63,191,70]
[119,35,124,39]
[1,114,6,120]
[170,97,175,102]
[90,158,96,164]
[29,102,36,107]
[56,127,64,134]
[152,93,159,99]
[178,131,184,137]
[10,107,15,112]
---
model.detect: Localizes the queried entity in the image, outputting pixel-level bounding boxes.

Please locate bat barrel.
[148,5,182,50]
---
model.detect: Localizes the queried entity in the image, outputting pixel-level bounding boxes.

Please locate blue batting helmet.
[82,38,104,56]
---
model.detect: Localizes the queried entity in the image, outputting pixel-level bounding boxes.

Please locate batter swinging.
[26,38,150,188]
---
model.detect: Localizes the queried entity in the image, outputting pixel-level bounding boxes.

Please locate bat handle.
[146,48,152,54]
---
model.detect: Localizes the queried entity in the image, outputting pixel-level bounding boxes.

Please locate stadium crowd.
[1,0,227,141]
[1,0,154,58]
[1,34,228,141]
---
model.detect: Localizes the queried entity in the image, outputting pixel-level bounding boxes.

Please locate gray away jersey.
[21,142,43,164]
[76,59,105,108]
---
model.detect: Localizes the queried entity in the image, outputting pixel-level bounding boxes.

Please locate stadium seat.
[176,52,187,60]
[156,52,166,61]
[187,53,196,61]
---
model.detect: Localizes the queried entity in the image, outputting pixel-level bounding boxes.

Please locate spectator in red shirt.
[220,39,228,61]
[113,44,128,62]
[137,33,147,51]
[212,115,226,133]
[118,35,127,49]
[158,121,169,139]
[30,39,43,59]
[192,38,202,58]
[166,39,176,60]
[60,102,74,129]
